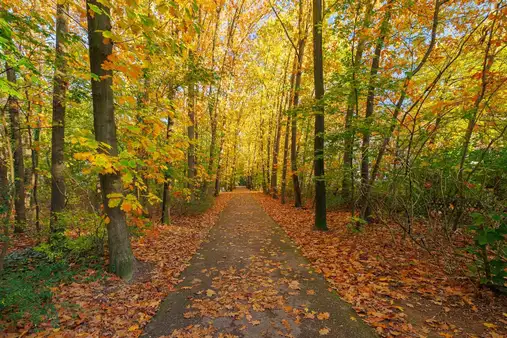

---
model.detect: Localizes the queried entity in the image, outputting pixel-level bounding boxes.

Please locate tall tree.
[187,81,196,190]
[281,113,291,204]
[290,0,307,208]
[6,65,26,232]
[358,2,393,223]
[87,0,135,280]
[341,0,375,204]
[161,85,175,225]
[312,0,327,230]
[50,3,68,236]
[271,52,291,198]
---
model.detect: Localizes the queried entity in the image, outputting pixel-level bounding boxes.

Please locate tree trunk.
[358,3,392,223]
[364,0,441,217]
[50,3,68,236]
[312,0,327,230]
[0,151,11,272]
[341,0,375,204]
[266,107,274,191]
[161,87,174,225]
[271,52,292,199]
[214,135,225,197]
[27,113,41,233]
[6,65,26,232]
[291,36,306,208]
[187,83,196,190]
[454,12,496,230]
[87,0,135,280]
[281,115,291,204]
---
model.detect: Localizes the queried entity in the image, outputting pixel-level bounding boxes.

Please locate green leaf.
[88,4,103,15]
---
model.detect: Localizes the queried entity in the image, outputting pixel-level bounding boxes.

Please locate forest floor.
[2,193,233,337]
[2,189,506,337]
[255,193,507,338]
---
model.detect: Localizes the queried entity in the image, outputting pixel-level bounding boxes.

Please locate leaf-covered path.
[143,188,375,338]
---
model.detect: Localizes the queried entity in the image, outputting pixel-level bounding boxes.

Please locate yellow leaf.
[206,289,216,297]
[483,322,497,329]
[319,328,330,335]
[128,325,139,332]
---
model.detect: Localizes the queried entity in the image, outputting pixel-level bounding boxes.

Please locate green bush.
[466,212,506,288]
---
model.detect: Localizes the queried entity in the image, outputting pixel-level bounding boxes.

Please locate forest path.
[143,188,375,338]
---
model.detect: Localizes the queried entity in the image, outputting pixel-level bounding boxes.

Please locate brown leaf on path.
[317,312,330,320]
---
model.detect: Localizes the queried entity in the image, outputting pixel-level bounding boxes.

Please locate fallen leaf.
[319,328,330,335]
[289,281,300,290]
[483,322,497,329]
[317,312,330,320]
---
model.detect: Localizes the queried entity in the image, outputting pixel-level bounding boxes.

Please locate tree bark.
[0,150,11,272]
[291,36,306,208]
[161,86,175,225]
[214,134,225,197]
[87,0,135,280]
[6,65,26,232]
[281,114,291,204]
[341,0,375,204]
[358,2,392,223]
[26,111,41,233]
[187,83,196,190]
[50,3,68,235]
[271,52,292,198]
[312,0,327,230]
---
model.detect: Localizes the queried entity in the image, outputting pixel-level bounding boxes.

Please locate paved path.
[143,188,375,338]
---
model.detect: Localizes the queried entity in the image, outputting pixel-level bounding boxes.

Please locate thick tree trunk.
[312,0,327,230]
[6,66,26,232]
[87,0,135,280]
[50,3,68,235]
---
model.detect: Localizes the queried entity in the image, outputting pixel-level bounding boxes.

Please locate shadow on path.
[143,188,375,337]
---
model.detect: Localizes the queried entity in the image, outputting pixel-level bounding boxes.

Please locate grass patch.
[0,238,106,329]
